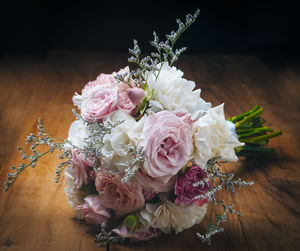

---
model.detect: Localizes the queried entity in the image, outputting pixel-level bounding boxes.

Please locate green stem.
[236,127,273,134]
[235,107,264,128]
[229,105,260,123]
[240,130,282,144]
[238,127,273,139]
[255,119,265,127]
[155,61,165,81]
[236,147,276,157]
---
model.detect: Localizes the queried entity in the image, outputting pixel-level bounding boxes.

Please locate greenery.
[229,105,282,157]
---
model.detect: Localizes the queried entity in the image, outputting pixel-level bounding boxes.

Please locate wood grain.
[0,51,299,251]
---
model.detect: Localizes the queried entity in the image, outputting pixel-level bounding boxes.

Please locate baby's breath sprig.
[55,150,72,183]
[128,40,159,85]
[95,227,123,248]
[151,9,200,78]
[121,144,144,183]
[83,120,124,169]
[197,200,241,245]
[194,158,253,244]
[127,9,200,86]
[3,119,68,191]
[71,109,125,169]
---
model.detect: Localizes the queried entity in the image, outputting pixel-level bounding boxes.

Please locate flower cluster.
[64,50,246,243]
[3,9,282,248]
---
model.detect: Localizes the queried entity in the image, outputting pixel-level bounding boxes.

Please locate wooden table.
[0,51,299,251]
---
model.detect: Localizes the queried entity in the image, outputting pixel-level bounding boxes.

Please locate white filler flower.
[65,119,90,149]
[193,104,244,167]
[101,110,144,172]
[139,195,207,234]
[146,62,211,119]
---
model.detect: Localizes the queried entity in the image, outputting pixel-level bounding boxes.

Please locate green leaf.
[138,81,153,116]
[124,214,139,232]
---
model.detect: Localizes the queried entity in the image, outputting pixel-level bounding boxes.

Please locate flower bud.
[127,88,145,105]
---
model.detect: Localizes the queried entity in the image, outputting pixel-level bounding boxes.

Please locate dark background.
[0,0,299,58]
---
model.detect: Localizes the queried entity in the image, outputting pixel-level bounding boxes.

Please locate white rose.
[146,62,211,119]
[65,119,89,150]
[193,104,244,167]
[139,195,207,234]
[101,110,144,171]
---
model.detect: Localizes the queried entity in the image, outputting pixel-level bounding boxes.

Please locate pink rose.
[81,87,118,122]
[174,165,209,206]
[78,72,138,121]
[135,170,177,200]
[117,83,136,115]
[127,87,145,105]
[77,195,110,225]
[141,111,193,183]
[95,171,145,215]
[113,223,160,241]
[71,150,94,188]
[82,73,117,97]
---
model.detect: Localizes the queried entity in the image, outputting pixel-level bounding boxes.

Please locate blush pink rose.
[81,87,118,122]
[77,195,110,225]
[174,165,209,206]
[71,150,94,188]
[113,223,160,241]
[82,73,117,97]
[95,171,145,215]
[141,111,193,183]
[78,72,139,121]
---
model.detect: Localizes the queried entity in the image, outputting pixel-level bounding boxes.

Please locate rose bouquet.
[4,10,282,247]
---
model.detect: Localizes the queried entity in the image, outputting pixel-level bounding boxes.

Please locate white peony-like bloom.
[193,104,244,167]
[64,165,83,210]
[65,119,89,150]
[146,62,211,119]
[139,195,207,234]
[101,110,144,171]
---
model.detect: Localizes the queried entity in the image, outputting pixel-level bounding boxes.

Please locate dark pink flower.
[174,166,209,206]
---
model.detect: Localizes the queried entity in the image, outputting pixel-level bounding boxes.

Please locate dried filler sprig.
[194,158,253,244]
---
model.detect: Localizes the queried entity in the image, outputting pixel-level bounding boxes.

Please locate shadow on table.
[72,217,249,251]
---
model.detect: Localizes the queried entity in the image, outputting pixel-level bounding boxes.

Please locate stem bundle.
[229,106,282,157]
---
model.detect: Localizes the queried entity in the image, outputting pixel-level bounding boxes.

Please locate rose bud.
[127,87,145,105]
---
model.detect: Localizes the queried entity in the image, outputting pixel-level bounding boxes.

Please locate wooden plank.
[0,52,299,251]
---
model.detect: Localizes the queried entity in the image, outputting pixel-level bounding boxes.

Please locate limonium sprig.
[121,143,144,183]
[194,158,254,244]
[128,9,200,85]
[95,228,123,248]
[4,119,67,191]
[71,109,125,168]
